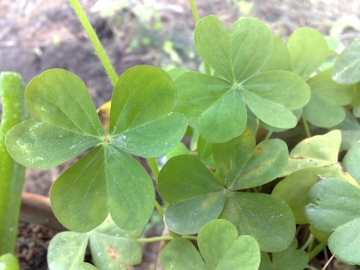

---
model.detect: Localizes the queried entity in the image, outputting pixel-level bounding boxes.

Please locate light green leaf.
[343,141,360,184]
[160,238,207,270]
[213,128,288,190]
[272,164,358,224]
[47,231,89,270]
[51,144,154,232]
[306,178,360,264]
[288,28,328,79]
[259,239,308,270]
[303,68,354,128]
[194,15,273,82]
[282,130,341,176]
[5,69,104,169]
[221,192,295,252]
[260,35,292,72]
[74,263,98,270]
[352,83,360,117]
[109,66,187,157]
[166,142,190,160]
[0,254,20,270]
[25,69,104,137]
[6,120,100,169]
[333,38,360,85]
[158,155,226,234]
[198,220,260,270]
[90,231,142,268]
[241,71,310,129]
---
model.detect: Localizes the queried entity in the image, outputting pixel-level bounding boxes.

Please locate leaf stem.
[302,116,312,138]
[307,238,328,261]
[301,233,314,251]
[264,131,273,140]
[154,200,164,218]
[147,158,160,182]
[136,235,197,243]
[68,0,118,86]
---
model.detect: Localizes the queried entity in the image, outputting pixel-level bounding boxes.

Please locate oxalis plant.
[2,0,360,269]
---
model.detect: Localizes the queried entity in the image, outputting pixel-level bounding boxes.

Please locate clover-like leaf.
[213,127,288,190]
[175,16,310,143]
[343,141,360,184]
[281,130,341,176]
[6,69,104,169]
[332,38,360,85]
[272,164,358,224]
[303,68,354,128]
[259,239,308,270]
[158,155,227,235]
[198,136,217,168]
[109,66,187,157]
[160,238,207,270]
[305,178,360,264]
[48,216,143,269]
[221,192,295,252]
[198,220,260,270]
[161,220,260,270]
[51,144,154,232]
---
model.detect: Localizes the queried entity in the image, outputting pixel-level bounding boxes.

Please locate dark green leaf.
[221,192,295,252]
[51,144,154,232]
[259,239,308,270]
[198,136,217,168]
[109,66,187,157]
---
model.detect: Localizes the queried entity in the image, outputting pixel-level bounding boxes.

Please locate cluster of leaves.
[4,11,360,269]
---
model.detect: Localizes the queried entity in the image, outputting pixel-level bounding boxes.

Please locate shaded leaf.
[160,238,207,270]
[260,35,291,72]
[166,142,190,160]
[221,192,295,252]
[259,239,308,270]
[343,141,360,184]
[198,136,216,168]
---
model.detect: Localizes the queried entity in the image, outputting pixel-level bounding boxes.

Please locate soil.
[1,0,360,269]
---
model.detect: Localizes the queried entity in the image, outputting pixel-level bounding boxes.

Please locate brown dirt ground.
[1,0,360,269]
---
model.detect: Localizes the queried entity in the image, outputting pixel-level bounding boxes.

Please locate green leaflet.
[282,130,341,176]
[305,178,360,264]
[259,239,308,270]
[220,192,295,252]
[6,66,186,232]
[160,220,260,270]
[333,38,360,85]
[48,216,142,269]
[175,16,310,143]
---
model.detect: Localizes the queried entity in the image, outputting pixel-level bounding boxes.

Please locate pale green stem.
[154,200,164,218]
[147,158,159,183]
[307,238,328,261]
[302,116,312,138]
[264,131,273,140]
[68,0,118,86]
[301,233,314,251]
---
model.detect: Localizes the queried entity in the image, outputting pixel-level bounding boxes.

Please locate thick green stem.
[154,200,164,218]
[307,238,328,261]
[68,0,118,86]
[0,73,29,255]
[302,116,312,138]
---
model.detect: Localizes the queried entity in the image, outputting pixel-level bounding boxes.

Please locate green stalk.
[302,116,312,138]
[147,157,160,183]
[307,238,328,261]
[188,0,211,76]
[0,73,29,255]
[68,0,118,86]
